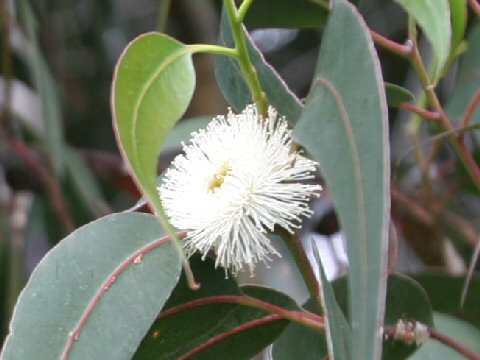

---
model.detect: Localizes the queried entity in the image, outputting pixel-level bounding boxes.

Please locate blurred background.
[1,0,479,350]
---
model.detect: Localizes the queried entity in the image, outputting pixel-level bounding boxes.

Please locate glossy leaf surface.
[111,33,195,215]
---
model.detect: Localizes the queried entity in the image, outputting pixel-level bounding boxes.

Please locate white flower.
[159,104,321,275]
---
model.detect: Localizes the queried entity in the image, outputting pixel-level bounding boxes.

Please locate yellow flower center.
[208,163,231,192]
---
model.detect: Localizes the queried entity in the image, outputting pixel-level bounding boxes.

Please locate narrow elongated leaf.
[244,0,328,29]
[17,1,65,174]
[216,10,303,125]
[294,1,389,359]
[1,213,182,360]
[446,23,480,142]
[318,256,350,359]
[394,0,451,81]
[448,0,467,54]
[111,33,195,215]
[65,147,107,218]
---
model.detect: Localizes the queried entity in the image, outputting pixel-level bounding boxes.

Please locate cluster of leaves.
[1,0,480,359]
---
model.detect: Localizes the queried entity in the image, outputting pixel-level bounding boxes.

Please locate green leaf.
[410,313,480,359]
[382,274,434,360]
[272,298,328,360]
[216,10,303,125]
[162,117,211,153]
[65,147,107,218]
[385,83,415,108]
[318,256,350,359]
[446,23,480,142]
[413,272,480,326]
[135,255,298,359]
[330,274,433,360]
[448,0,467,56]
[244,0,328,29]
[111,33,195,216]
[1,213,182,360]
[394,0,451,81]
[17,1,65,174]
[294,1,390,359]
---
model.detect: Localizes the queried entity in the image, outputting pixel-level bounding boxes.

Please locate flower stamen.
[208,163,231,193]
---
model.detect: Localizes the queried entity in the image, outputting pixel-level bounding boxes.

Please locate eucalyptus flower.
[159,104,321,274]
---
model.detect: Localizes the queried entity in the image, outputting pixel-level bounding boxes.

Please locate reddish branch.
[10,139,74,233]
[401,103,441,121]
[469,0,480,17]
[383,325,480,359]
[370,30,412,56]
[61,232,187,360]
[460,90,480,143]
[429,328,480,359]
[392,188,479,248]
[179,315,282,359]
[159,295,324,331]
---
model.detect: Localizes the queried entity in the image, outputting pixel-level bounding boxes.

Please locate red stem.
[10,139,74,233]
[159,295,324,331]
[61,232,187,360]
[469,0,480,17]
[179,315,282,360]
[401,103,441,121]
[370,30,412,56]
[460,89,480,143]
[429,328,480,360]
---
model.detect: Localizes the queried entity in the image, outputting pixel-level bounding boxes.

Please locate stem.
[408,44,480,191]
[237,0,254,23]
[401,103,440,121]
[224,0,268,116]
[156,0,172,33]
[187,44,238,58]
[370,30,412,57]
[469,0,480,17]
[429,328,480,360]
[383,325,480,360]
[460,89,480,143]
[159,295,324,332]
[277,229,322,312]
[10,140,74,233]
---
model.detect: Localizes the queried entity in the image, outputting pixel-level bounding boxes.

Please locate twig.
[460,89,480,143]
[401,103,441,121]
[370,30,412,57]
[469,0,480,17]
[429,328,480,360]
[158,295,324,332]
[10,139,74,233]
[383,324,480,360]
[277,229,323,313]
